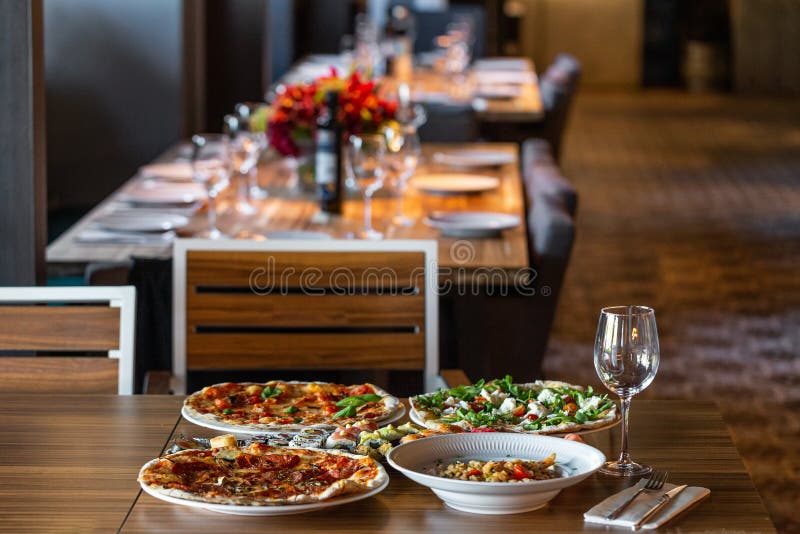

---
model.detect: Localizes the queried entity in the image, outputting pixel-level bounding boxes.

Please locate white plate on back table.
[139,162,194,182]
[120,181,205,206]
[433,150,516,168]
[94,212,189,233]
[424,211,520,238]
[412,174,500,195]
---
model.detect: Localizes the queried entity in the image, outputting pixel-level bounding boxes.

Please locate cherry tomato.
[526,414,539,421]
[563,402,579,415]
[247,395,261,405]
[321,404,338,415]
[512,405,526,417]
[513,464,532,480]
[466,469,482,477]
[347,384,374,396]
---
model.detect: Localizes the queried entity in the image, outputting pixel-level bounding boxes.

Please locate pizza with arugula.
[409,376,618,434]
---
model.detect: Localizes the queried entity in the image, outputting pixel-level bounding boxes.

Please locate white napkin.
[584,482,710,530]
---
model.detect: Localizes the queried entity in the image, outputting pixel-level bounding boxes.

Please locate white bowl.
[386,433,605,515]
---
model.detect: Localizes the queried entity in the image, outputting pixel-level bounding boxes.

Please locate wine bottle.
[315,90,343,214]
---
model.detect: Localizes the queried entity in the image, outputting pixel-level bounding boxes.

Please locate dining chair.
[479,53,582,162]
[443,158,576,381]
[172,239,440,395]
[0,286,136,394]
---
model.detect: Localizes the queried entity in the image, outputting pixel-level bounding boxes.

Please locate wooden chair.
[0,286,136,394]
[173,239,440,395]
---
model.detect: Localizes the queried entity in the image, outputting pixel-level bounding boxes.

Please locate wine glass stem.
[395,183,406,218]
[207,194,218,234]
[238,171,249,202]
[618,396,633,466]
[363,191,373,232]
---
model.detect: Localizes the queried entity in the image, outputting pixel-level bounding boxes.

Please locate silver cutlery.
[633,484,689,529]
[605,470,668,519]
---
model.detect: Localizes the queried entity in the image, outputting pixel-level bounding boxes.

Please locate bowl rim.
[386,432,605,491]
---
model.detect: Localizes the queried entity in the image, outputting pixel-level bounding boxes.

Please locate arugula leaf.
[260,386,281,399]
[284,406,298,414]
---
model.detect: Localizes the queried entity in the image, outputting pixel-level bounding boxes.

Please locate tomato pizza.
[183,381,403,433]
[138,442,387,506]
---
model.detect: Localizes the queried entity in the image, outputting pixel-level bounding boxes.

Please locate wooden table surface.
[116,399,774,533]
[0,395,183,533]
[46,143,529,282]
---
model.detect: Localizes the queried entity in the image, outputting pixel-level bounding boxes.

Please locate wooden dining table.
[46,143,529,284]
[0,394,774,532]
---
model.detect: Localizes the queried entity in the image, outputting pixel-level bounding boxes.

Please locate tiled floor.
[543,91,800,532]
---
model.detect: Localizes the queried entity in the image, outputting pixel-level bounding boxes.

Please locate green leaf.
[335,394,382,407]
[284,406,298,414]
[333,405,358,419]
[293,417,303,423]
[222,409,233,415]
[261,386,282,399]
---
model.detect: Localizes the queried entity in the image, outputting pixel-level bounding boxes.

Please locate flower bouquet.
[267,70,398,189]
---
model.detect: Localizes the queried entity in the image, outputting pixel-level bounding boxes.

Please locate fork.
[604,470,668,520]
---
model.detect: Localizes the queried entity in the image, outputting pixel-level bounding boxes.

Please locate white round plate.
[473,85,521,100]
[121,181,205,205]
[182,402,406,437]
[433,150,515,168]
[139,162,194,182]
[387,433,605,515]
[94,212,189,233]
[412,174,500,195]
[424,211,520,238]
[139,457,389,516]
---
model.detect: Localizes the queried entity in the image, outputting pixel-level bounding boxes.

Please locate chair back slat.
[0,287,136,394]
[0,357,118,394]
[0,306,120,352]
[174,240,438,394]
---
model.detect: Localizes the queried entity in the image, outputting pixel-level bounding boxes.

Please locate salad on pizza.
[409,376,618,434]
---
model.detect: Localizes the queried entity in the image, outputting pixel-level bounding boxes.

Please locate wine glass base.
[357,229,384,240]
[391,215,414,227]
[194,229,226,240]
[234,201,258,216]
[598,460,652,477]
[249,187,269,200]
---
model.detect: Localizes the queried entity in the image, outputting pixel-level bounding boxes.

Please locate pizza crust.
[183,381,403,433]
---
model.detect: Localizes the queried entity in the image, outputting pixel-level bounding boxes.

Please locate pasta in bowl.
[386,433,605,514]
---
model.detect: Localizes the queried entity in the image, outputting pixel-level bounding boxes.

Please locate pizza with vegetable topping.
[138,442,387,506]
[183,381,403,433]
[409,376,618,434]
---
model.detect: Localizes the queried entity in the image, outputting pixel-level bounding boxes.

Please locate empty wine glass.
[223,115,257,215]
[235,102,270,200]
[347,133,386,240]
[191,134,231,239]
[594,305,660,476]
[385,125,420,227]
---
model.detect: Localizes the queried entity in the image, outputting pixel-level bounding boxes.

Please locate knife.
[632,484,689,530]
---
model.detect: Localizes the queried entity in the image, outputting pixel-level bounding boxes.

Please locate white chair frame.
[173,239,440,395]
[0,286,136,395]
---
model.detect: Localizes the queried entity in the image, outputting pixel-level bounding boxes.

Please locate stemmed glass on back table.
[191,134,232,239]
[347,133,387,240]
[385,124,420,227]
[594,305,660,477]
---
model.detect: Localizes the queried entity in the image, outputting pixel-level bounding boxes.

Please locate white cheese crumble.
[480,388,508,405]
[497,397,517,414]
[537,389,558,405]
[578,395,602,411]
[526,401,550,418]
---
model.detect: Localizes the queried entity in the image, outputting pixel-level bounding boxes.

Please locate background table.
[120,400,774,532]
[46,143,529,283]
